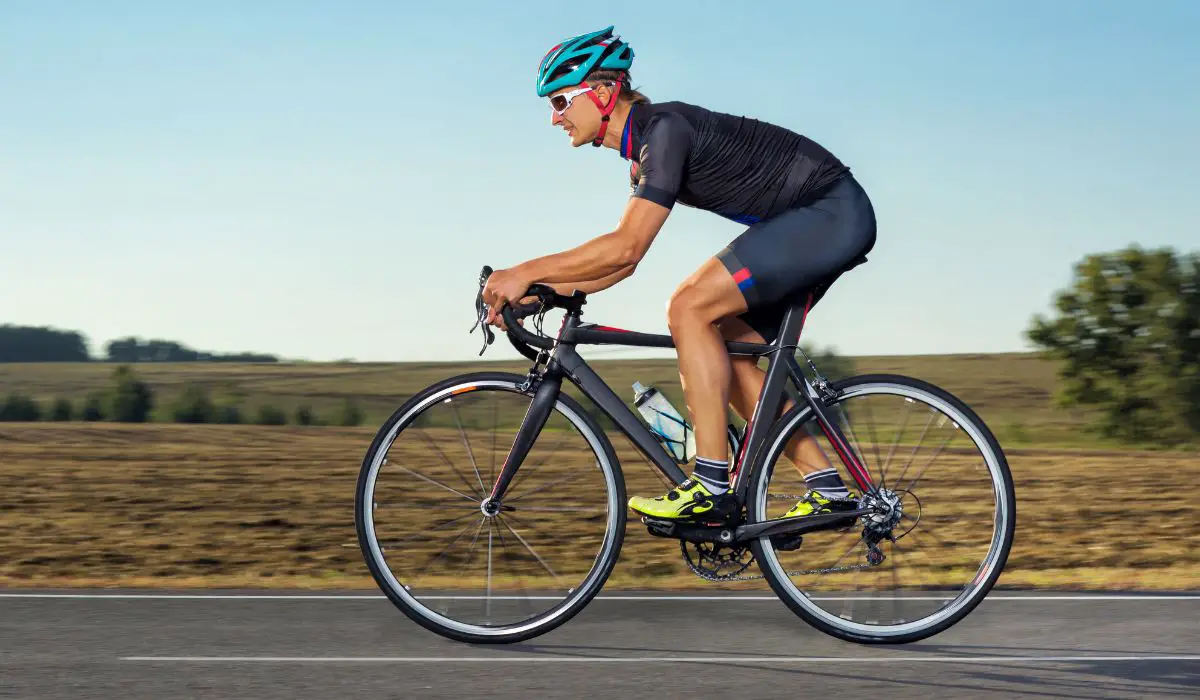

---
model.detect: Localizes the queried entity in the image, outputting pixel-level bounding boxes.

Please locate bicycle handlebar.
[474,265,586,357]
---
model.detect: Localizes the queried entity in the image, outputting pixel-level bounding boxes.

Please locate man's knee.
[666,281,708,330]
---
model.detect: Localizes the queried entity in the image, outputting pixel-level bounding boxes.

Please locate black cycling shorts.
[716,173,877,343]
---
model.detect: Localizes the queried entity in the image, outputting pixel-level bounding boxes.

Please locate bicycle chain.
[685,556,876,583]
[680,494,886,582]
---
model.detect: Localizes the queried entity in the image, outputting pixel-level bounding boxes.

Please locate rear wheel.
[748,374,1015,644]
[355,372,626,644]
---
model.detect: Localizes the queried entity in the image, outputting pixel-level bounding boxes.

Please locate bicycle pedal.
[642,517,678,539]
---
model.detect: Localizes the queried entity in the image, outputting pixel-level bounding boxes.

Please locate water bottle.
[632,381,696,464]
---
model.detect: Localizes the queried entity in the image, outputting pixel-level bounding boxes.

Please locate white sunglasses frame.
[549,85,595,115]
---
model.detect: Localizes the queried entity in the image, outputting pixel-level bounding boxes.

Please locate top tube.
[498,286,778,357]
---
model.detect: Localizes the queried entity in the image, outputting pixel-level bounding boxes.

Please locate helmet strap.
[584,79,623,147]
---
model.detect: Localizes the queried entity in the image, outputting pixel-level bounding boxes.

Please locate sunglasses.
[549,85,594,115]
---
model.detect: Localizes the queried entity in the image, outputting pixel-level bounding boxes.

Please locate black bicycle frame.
[485,292,879,512]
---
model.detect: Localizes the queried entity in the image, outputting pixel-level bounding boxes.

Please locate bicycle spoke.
[489,391,498,487]
[410,516,480,582]
[858,394,886,489]
[511,505,607,514]
[389,463,478,503]
[456,517,487,579]
[891,409,938,487]
[896,432,956,494]
[415,426,484,499]
[493,522,537,620]
[485,526,493,619]
[506,467,591,503]
[881,398,915,489]
[376,510,482,549]
[505,426,571,497]
[450,400,486,494]
[499,516,563,586]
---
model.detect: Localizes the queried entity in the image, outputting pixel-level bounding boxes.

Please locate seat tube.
[731,299,810,500]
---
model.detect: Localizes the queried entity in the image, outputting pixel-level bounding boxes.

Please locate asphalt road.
[2,590,1197,699]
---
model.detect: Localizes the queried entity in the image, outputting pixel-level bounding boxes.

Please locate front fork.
[485,369,562,506]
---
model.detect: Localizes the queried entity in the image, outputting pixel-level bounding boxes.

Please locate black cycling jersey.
[620,101,850,225]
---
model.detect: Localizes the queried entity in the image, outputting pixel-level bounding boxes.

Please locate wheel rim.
[753,379,1012,637]
[359,379,621,637]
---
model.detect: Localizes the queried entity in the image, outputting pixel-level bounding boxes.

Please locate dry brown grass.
[1,422,1197,592]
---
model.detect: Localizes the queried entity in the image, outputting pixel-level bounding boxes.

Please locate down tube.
[555,348,689,486]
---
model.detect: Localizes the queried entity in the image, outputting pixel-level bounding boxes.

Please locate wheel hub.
[863,488,904,534]
[480,498,502,517]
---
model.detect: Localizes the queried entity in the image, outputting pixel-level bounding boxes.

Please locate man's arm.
[544,262,637,296]
[512,196,671,286]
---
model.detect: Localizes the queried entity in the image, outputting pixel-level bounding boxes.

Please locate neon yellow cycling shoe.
[628,479,734,521]
[783,489,860,519]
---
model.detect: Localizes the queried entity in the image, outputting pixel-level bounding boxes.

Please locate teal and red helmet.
[536,26,634,97]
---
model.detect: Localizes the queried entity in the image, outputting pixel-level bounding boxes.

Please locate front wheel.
[748,374,1015,644]
[355,371,626,644]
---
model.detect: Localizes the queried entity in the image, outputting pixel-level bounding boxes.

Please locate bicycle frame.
[485,292,879,515]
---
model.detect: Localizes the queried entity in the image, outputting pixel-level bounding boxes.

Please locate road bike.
[354,266,1015,645]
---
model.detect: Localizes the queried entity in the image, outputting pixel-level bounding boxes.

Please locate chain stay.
[683,494,886,582]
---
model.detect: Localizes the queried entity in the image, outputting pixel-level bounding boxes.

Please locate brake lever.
[472,266,496,356]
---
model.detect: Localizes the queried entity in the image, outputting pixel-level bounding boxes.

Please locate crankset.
[681,540,756,581]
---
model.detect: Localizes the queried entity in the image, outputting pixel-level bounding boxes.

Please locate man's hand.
[481,267,532,329]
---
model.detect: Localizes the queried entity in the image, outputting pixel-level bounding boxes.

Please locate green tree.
[109,365,155,422]
[50,398,74,421]
[293,405,316,426]
[82,393,106,421]
[1026,245,1200,444]
[171,385,216,424]
[336,398,364,427]
[0,393,41,421]
[256,405,288,426]
[0,324,90,362]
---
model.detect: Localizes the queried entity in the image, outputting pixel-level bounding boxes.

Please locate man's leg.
[719,317,845,492]
[668,257,750,465]
[626,257,748,518]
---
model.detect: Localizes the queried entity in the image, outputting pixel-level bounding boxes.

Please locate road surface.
[2,590,1197,699]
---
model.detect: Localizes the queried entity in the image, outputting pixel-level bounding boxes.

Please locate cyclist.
[482,26,877,522]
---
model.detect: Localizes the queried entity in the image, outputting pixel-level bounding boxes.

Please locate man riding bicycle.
[482,26,877,522]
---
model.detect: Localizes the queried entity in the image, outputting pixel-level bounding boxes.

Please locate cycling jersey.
[621,101,850,224]
[619,100,876,343]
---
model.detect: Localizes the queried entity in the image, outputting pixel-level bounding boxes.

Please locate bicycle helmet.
[536,26,634,146]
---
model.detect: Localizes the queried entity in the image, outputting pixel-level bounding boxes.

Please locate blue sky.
[3,1,1197,362]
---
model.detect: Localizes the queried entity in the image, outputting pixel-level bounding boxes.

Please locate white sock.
[692,457,730,494]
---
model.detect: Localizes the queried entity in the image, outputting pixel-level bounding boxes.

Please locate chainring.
[681,540,755,581]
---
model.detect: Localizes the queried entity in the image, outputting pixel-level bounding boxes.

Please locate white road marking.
[120,655,1200,664]
[3,593,1198,601]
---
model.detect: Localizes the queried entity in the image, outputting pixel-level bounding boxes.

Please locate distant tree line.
[0,325,278,363]
[0,365,363,426]
[0,325,90,362]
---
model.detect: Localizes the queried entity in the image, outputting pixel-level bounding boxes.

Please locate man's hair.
[586,70,650,104]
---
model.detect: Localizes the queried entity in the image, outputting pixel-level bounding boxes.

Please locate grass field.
[1,421,1196,592]
[1,354,1196,593]
[0,351,1115,447]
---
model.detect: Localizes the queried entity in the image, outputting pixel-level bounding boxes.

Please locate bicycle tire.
[747,373,1016,644]
[355,371,626,644]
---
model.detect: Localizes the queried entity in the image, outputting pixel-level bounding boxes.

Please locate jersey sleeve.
[632,112,693,209]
